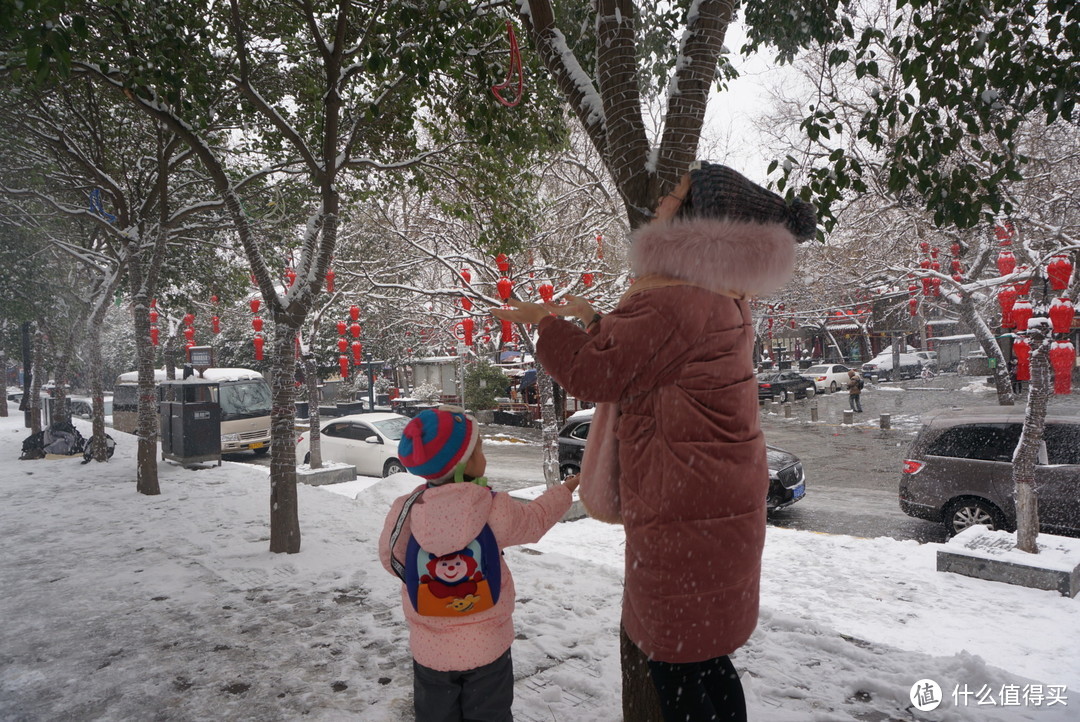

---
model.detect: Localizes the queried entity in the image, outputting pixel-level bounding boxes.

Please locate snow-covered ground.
[1,412,1077,721]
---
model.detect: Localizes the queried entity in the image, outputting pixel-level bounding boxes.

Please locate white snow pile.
[1,413,1077,721]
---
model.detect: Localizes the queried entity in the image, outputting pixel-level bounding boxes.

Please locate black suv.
[557,410,806,511]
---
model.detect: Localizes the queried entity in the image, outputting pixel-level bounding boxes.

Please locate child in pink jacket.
[379,407,578,721]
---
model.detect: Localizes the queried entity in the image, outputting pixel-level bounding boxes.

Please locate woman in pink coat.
[493,163,815,721]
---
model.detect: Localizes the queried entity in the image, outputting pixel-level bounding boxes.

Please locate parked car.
[861,352,922,381]
[69,395,113,419]
[799,364,852,393]
[556,409,806,511]
[913,351,938,369]
[295,412,410,477]
[899,407,1080,535]
[757,370,816,402]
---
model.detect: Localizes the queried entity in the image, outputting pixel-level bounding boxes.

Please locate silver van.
[899,407,1080,535]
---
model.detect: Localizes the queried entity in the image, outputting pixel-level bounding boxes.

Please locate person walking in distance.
[847,369,864,413]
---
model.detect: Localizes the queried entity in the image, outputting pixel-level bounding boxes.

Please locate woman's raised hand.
[543,294,595,325]
[490,299,550,325]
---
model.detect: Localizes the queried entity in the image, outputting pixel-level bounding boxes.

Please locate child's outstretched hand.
[562,474,580,493]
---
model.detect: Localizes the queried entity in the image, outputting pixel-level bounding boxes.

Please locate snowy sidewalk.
[0,415,1076,721]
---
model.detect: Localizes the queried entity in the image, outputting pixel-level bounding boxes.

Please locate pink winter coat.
[379,481,572,672]
[535,216,796,664]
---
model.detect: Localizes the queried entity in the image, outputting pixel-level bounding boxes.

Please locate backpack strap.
[389,487,426,581]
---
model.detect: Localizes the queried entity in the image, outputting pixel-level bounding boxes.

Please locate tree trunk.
[86,321,110,461]
[303,353,323,469]
[1012,326,1052,553]
[957,294,1014,404]
[29,327,44,435]
[132,293,161,495]
[268,318,301,554]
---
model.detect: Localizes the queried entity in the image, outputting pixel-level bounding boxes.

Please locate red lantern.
[538,281,554,303]
[997,250,1016,276]
[252,317,264,332]
[1013,338,1031,381]
[497,277,512,301]
[1050,298,1075,334]
[339,355,350,378]
[349,304,360,321]
[951,259,963,274]
[253,334,264,360]
[952,274,964,283]
[908,297,919,316]
[908,283,919,296]
[285,268,297,286]
[150,298,157,308]
[250,273,258,286]
[500,312,513,344]
[1012,299,1033,331]
[211,294,219,304]
[325,269,335,293]
[461,317,474,346]
[336,320,347,336]
[350,322,361,338]
[461,268,472,284]
[183,326,195,342]
[921,277,933,296]
[919,241,930,253]
[995,223,1013,243]
[249,298,261,314]
[211,315,220,334]
[183,313,195,326]
[495,253,510,273]
[931,277,942,296]
[1050,341,1075,395]
[149,309,158,324]
[352,341,363,365]
[337,337,348,353]
[998,286,1018,328]
[149,326,159,346]
[461,296,473,312]
[582,272,594,287]
[950,242,961,257]
[1047,255,1073,291]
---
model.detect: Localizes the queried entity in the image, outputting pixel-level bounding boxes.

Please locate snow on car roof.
[117,368,265,383]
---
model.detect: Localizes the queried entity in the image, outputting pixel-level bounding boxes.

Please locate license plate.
[249,442,264,450]
[793,483,805,500]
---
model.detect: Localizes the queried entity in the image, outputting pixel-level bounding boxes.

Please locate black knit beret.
[681,162,818,242]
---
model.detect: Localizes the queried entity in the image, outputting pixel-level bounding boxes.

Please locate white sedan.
[296,412,411,477]
[799,364,852,393]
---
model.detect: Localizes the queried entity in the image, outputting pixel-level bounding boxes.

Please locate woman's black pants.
[646,654,747,722]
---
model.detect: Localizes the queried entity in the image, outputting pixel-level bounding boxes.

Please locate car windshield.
[217,381,272,421]
[372,417,409,441]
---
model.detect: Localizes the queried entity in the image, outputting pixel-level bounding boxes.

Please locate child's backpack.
[389,488,502,617]
[856,376,865,390]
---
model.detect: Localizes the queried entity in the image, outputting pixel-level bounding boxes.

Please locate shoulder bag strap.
[389,487,426,581]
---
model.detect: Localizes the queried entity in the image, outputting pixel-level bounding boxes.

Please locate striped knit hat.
[399,408,480,484]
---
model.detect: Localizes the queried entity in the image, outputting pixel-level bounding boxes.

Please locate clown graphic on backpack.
[387,407,502,617]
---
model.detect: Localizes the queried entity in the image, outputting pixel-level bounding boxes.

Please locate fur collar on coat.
[630,217,796,297]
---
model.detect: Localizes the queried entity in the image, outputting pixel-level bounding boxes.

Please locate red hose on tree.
[491,20,523,107]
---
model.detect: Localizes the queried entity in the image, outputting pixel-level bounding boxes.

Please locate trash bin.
[159,379,221,466]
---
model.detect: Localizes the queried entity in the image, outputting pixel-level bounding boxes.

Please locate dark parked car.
[899,407,1080,535]
[557,410,806,512]
[757,370,816,402]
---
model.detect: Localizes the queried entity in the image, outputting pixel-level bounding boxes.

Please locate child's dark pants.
[413,649,514,722]
[647,654,747,722]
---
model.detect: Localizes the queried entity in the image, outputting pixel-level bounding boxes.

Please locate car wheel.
[944,498,1004,535]
[830,381,839,393]
[779,389,790,403]
[252,446,270,457]
[383,459,407,477]
[560,463,580,479]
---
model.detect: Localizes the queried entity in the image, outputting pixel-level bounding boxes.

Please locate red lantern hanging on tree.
[212,316,221,334]
[461,268,472,284]
[183,326,195,342]
[461,296,473,312]
[352,340,363,365]
[538,281,554,303]
[497,277,512,301]
[1047,255,1073,291]
[150,326,159,346]
[995,223,1013,243]
[950,242,961,257]
[350,304,360,321]
[461,317,474,346]
[496,254,510,273]
[582,272,594,287]
[325,269,335,293]
[336,320,347,336]
[909,297,919,316]
[1012,299,1034,331]
[1049,341,1075,395]
[183,313,195,326]
[337,337,348,353]
[997,250,1017,276]
[149,309,158,324]
[1050,298,1075,335]
[1013,337,1031,381]
[998,286,1018,328]
[285,268,297,287]
[350,322,361,338]
[339,355,350,378]
[500,309,513,344]
[249,298,261,314]
[253,334,265,360]
[252,317,264,332]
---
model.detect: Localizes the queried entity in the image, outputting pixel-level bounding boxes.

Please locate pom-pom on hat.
[683,161,818,242]
[399,407,480,484]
